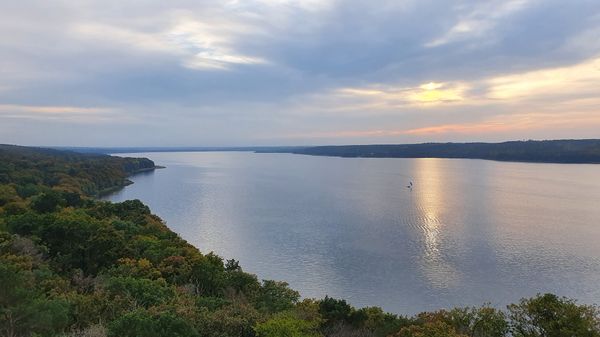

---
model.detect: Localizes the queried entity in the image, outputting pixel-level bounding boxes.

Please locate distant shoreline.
[57,139,600,165]
[97,165,165,198]
[261,139,600,164]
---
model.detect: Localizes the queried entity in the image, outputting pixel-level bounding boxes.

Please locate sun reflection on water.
[413,158,460,289]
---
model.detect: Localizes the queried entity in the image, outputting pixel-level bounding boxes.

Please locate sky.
[1,0,600,146]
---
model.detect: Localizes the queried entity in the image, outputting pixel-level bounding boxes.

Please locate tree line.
[282,139,600,164]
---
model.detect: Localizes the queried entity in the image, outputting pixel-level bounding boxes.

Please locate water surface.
[104,152,600,314]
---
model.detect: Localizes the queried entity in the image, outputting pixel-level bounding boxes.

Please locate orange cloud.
[276,110,600,140]
[404,123,511,135]
[335,81,468,107]
[277,123,508,139]
[0,104,112,114]
[486,57,600,100]
[0,104,130,123]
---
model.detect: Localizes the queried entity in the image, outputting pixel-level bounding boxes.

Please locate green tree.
[225,269,260,299]
[444,305,508,337]
[256,280,300,314]
[30,191,63,213]
[354,306,412,336]
[38,211,128,274]
[0,260,70,337]
[104,276,174,308]
[189,253,226,296]
[225,258,241,271]
[200,302,260,337]
[319,296,352,323]
[508,293,600,337]
[0,185,18,206]
[394,321,466,337]
[255,312,321,337]
[108,310,200,337]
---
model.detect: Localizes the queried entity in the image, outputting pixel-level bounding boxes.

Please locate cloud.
[0,105,111,114]
[335,82,469,107]
[274,110,600,141]
[425,0,533,47]
[0,104,129,123]
[0,0,599,145]
[320,54,600,111]
[486,57,600,100]
[72,15,268,71]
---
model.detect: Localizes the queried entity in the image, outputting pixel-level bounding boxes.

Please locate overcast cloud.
[1,0,599,146]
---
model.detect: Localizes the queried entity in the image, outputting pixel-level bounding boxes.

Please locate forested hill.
[285,139,600,163]
[1,145,599,337]
[0,144,156,196]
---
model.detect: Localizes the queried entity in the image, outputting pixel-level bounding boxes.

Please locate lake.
[103,151,600,315]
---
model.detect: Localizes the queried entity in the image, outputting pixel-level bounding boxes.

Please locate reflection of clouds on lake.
[414,158,460,289]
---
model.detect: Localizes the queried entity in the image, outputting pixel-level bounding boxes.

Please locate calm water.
[104,152,600,314]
